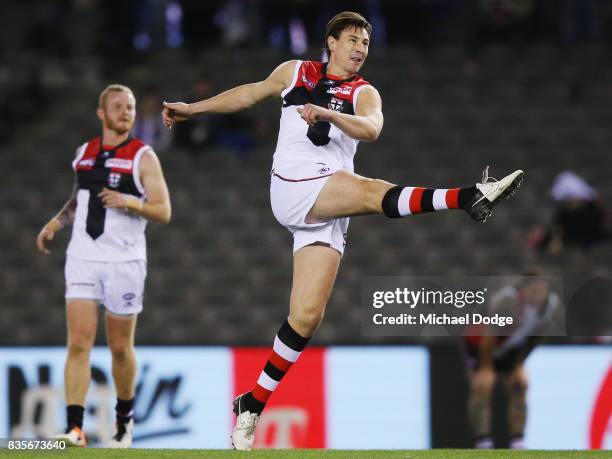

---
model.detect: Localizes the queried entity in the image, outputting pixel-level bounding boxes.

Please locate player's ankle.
[243,392,265,415]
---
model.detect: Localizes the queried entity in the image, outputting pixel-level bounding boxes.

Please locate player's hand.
[98,187,129,209]
[473,366,496,392]
[36,217,62,255]
[297,104,332,126]
[162,101,192,129]
[36,222,59,255]
[98,188,144,213]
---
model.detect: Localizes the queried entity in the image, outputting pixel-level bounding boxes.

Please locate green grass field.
[2,450,612,459]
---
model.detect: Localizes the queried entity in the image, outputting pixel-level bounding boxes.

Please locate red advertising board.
[233,347,326,448]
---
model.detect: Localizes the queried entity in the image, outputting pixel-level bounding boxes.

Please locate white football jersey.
[66,136,149,262]
[273,60,372,170]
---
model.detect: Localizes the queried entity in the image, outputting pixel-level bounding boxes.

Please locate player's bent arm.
[134,150,172,224]
[186,61,296,115]
[329,86,383,142]
[42,181,78,232]
[36,181,78,254]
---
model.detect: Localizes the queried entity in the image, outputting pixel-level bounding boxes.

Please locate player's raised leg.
[232,245,341,450]
[105,312,138,448]
[57,299,98,447]
[308,166,524,223]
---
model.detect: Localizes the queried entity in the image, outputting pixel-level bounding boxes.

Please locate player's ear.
[327,36,336,53]
[96,107,104,121]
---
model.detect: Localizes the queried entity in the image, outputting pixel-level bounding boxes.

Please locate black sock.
[381,186,403,218]
[458,186,478,209]
[242,392,265,415]
[115,398,135,424]
[67,404,85,430]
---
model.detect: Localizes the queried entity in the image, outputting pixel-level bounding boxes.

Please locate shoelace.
[481,165,498,184]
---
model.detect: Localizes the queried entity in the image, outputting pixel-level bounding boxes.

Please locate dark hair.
[324,11,372,56]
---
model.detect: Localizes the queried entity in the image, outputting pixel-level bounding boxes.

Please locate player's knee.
[291,307,325,332]
[472,379,495,396]
[109,342,134,362]
[67,335,94,357]
[359,177,387,211]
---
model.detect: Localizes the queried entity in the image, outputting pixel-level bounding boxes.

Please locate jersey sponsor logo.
[78,159,96,167]
[318,166,330,175]
[105,158,133,169]
[326,86,352,96]
[108,172,122,188]
[328,97,344,112]
[301,75,315,89]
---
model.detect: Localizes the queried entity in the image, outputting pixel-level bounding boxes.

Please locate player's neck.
[101,129,130,148]
[325,61,354,80]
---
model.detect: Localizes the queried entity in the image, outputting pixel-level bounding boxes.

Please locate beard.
[105,117,134,135]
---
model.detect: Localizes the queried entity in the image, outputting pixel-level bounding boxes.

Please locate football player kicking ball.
[163,11,524,450]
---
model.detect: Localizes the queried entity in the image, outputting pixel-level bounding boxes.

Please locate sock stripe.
[446,188,460,209]
[432,189,448,210]
[264,361,285,381]
[273,335,301,362]
[421,189,435,212]
[397,187,413,216]
[252,384,272,403]
[409,187,425,214]
[382,186,404,218]
[277,319,309,351]
[257,371,280,391]
[269,351,292,372]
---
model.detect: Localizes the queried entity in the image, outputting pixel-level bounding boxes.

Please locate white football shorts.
[270,162,350,255]
[65,256,147,315]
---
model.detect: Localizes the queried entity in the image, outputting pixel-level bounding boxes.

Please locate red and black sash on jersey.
[283,62,369,146]
[75,135,144,240]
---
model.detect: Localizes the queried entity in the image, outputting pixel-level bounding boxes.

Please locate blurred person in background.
[464,272,561,449]
[36,84,172,448]
[133,88,172,152]
[464,0,535,74]
[531,171,609,255]
[172,77,216,154]
[163,11,523,450]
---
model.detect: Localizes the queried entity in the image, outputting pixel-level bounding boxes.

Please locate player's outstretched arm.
[162,60,297,128]
[98,149,171,224]
[297,86,384,142]
[36,181,78,255]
